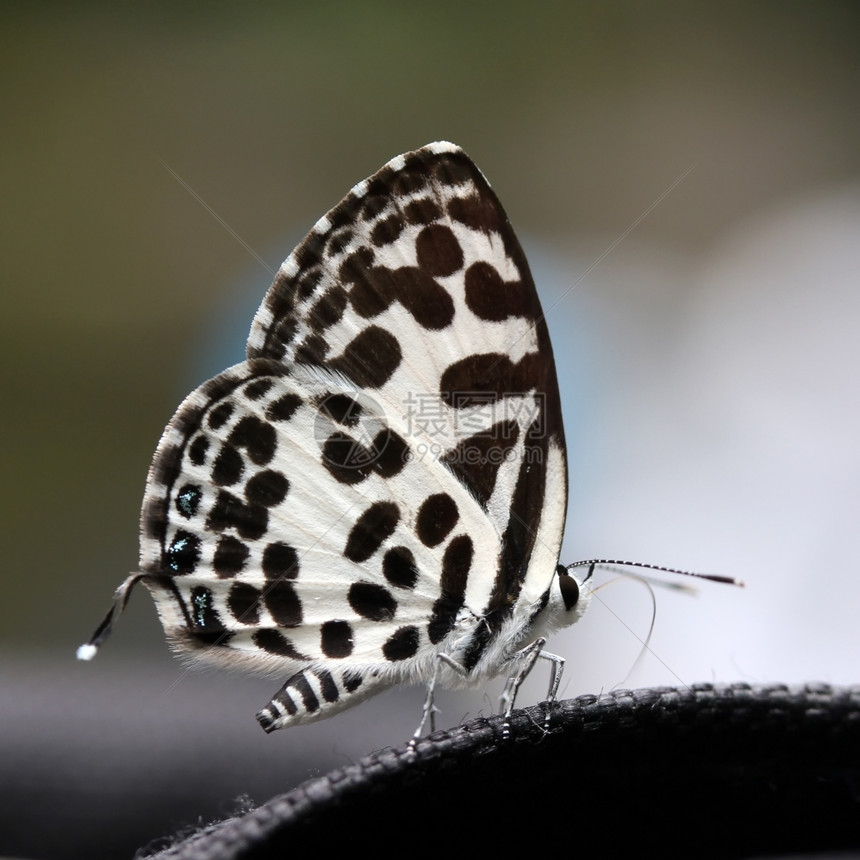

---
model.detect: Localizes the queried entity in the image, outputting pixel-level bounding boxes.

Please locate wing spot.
[175,484,201,519]
[318,393,364,427]
[227,581,261,625]
[391,167,428,196]
[447,191,506,234]
[361,192,389,220]
[372,431,409,478]
[383,546,419,590]
[266,393,302,422]
[348,582,397,622]
[213,535,249,578]
[262,542,300,580]
[245,469,289,507]
[464,261,532,321]
[327,229,354,255]
[383,626,420,661]
[253,629,306,659]
[206,491,268,541]
[415,224,463,277]
[328,326,402,389]
[309,286,348,332]
[207,402,234,430]
[295,333,329,364]
[188,435,210,466]
[321,620,354,658]
[344,501,400,562]
[405,197,441,225]
[228,416,277,466]
[441,420,519,510]
[440,353,542,408]
[416,493,459,547]
[166,530,201,575]
[428,534,473,644]
[212,445,244,486]
[189,585,223,632]
[371,214,403,246]
[342,252,454,331]
[296,267,324,301]
[244,378,273,400]
[264,580,303,627]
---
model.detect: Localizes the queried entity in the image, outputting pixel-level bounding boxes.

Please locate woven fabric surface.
[145,682,860,859]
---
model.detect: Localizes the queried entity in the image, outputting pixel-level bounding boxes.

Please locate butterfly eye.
[558,571,580,611]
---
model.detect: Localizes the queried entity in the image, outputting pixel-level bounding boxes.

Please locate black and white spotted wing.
[79,142,591,732]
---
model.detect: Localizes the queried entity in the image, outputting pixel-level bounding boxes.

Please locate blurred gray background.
[2,3,860,857]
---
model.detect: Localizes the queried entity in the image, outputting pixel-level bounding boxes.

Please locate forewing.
[248,142,567,611]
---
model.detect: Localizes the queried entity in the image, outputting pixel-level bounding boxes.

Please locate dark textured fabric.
[145,683,860,859]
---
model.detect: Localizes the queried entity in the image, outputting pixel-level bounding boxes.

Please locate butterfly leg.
[500,637,546,717]
[500,639,566,736]
[411,664,439,745]
[539,649,566,706]
[410,653,467,746]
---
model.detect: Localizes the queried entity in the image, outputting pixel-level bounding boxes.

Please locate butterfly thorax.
[422,564,590,689]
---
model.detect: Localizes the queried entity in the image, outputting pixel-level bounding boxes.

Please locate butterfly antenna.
[76,573,146,661]
[566,559,744,588]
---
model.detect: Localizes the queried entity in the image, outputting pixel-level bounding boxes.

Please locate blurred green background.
[4,3,860,856]
[4,1,858,649]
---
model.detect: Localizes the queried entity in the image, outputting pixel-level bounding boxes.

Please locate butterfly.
[77,142,610,736]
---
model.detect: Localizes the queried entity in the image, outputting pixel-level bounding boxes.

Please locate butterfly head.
[557,564,582,611]
[529,564,592,640]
